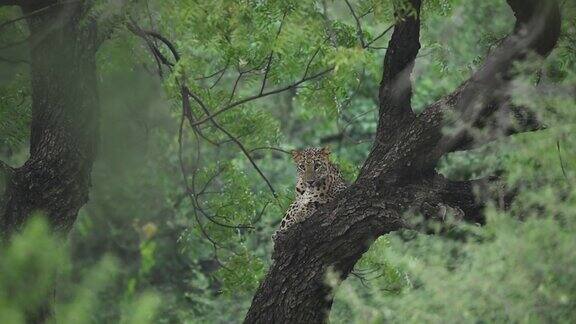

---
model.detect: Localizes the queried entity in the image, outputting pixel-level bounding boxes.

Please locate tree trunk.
[244,0,560,323]
[1,1,99,238]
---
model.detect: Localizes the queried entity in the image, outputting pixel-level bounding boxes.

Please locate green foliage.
[1,0,575,323]
[0,217,159,324]
[0,73,30,151]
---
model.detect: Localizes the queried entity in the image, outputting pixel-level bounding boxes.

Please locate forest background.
[0,0,575,323]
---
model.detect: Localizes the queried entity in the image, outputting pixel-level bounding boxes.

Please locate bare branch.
[228,69,246,104]
[259,53,273,95]
[177,110,252,233]
[191,67,333,127]
[180,87,219,146]
[184,87,278,198]
[143,30,180,61]
[358,6,373,19]
[344,0,366,48]
[195,65,228,81]
[259,12,287,95]
[209,66,227,89]
[130,26,282,200]
[127,22,170,78]
[365,24,394,48]
[249,146,291,155]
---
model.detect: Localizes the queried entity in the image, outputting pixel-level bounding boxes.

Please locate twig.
[181,85,219,146]
[185,87,279,198]
[178,110,252,233]
[144,30,181,61]
[365,24,394,48]
[197,167,225,196]
[259,12,288,95]
[358,7,374,19]
[259,53,274,95]
[252,201,270,225]
[191,67,333,127]
[557,139,569,182]
[344,0,366,48]
[228,70,246,104]
[302,47,322,79]
[195,65,228,81]
[210,66,228,89]
[249,146,291,154]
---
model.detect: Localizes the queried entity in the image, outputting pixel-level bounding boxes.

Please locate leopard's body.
[273,147,346,239]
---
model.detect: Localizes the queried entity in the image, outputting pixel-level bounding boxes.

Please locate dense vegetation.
[0,0,575,323]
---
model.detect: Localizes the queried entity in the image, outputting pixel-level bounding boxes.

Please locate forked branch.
[418,0,561,165]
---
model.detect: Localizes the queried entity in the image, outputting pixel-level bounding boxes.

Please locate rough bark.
[0,1,99,322]
[0,1,99,237]
[244,1,561,323]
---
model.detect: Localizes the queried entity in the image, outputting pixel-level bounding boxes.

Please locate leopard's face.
[292,147,331,189]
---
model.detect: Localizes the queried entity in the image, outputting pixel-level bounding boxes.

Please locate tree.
[0,0,98,238]
[0,1,100,321]
[244,0,561,322]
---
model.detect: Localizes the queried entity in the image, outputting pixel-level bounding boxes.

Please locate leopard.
[273,147,347,240]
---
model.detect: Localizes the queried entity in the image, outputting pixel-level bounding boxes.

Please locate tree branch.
[376,0,420,137]
[245,1,562,322]
[359,0,421,181]
[344,0,366,48]
[184,87,278,198]
[190,67,333,127]
[259,11,287,95]
[444,101,546,153]
[365,24,394,49]
[416,0,561,165]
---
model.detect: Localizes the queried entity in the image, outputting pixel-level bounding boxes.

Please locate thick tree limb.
[1,0,98,238]
[417,0,561,166]
[359,0,421,181]
[445,101,545,153]
[376,0,420,140]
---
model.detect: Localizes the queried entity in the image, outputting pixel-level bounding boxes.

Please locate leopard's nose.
[307,180,314,186]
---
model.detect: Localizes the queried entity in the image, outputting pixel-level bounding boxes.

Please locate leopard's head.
[292,147,331,188]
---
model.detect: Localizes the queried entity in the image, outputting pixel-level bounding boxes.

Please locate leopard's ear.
[321,146,331,156]
[291,150,302,161]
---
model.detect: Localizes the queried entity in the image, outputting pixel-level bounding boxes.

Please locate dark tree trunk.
[0,1,99,322]
[244,0,561,323]
[0,1,99,237]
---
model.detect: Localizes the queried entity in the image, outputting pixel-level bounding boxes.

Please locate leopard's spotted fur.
[273,147,346,240]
